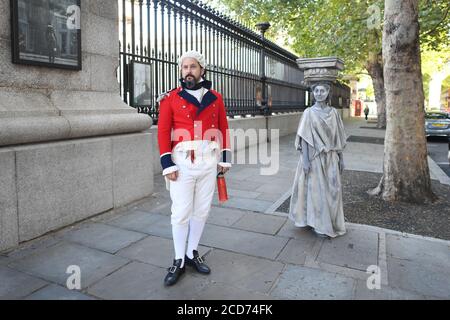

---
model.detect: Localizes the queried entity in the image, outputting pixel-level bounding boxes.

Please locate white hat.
[178,50,206,69]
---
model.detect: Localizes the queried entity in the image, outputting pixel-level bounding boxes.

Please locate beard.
[183,74,201,89]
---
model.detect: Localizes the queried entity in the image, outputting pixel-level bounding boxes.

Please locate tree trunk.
[369,0,436,203]
[366,52,386,128]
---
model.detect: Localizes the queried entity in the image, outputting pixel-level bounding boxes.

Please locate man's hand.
[165,171,179,181]
[218,165,229,174]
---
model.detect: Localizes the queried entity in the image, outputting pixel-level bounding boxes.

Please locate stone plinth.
[296,57,345,84]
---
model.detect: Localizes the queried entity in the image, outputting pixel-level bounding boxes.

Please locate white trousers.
[169,141,219,226]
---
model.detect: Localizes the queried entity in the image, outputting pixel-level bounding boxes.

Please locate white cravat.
[185,87,207,103]
[185,78,207,103]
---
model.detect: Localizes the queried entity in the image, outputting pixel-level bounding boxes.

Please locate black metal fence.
[330,81,352,109]
[118,0,349,123]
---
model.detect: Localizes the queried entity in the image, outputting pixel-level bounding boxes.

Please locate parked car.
[425,112,450,138]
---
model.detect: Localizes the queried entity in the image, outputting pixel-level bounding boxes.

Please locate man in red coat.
[158,50,232,286]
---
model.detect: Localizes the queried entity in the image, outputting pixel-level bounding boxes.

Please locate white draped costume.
[289,105,347,237]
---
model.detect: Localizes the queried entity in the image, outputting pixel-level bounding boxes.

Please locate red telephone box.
[354,100,362,116]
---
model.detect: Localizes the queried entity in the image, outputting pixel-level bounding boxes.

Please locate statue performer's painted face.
[312,84,330,103]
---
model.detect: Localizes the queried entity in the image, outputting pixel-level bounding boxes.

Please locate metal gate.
[118,0,310,124]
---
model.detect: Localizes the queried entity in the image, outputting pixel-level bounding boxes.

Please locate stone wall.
[0,0,151,145]
[0,0,153,252]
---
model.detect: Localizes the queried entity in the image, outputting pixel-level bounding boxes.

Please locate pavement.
[1,117,449,300]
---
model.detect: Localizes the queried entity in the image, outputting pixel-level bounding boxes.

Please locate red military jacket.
[157,86,231,173]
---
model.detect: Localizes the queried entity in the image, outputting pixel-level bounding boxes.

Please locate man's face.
[313,85,330,102]
[181,57,204,83]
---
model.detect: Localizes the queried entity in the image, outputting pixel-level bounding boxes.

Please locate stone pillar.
[0,0,153,251]
[296,57,345,84]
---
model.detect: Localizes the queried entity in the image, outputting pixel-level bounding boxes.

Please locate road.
[427,136,450,177]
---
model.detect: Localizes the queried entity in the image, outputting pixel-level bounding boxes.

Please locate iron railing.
[118,0,349,123]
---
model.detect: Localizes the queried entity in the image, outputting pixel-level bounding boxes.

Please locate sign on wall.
[10,0,81,70]
[130,61,152,107]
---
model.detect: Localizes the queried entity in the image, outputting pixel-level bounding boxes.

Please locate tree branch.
[421,4,450,37]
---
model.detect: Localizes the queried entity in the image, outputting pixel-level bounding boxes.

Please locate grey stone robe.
[289,105,347,237]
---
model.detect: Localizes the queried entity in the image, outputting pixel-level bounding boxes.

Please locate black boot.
[164,259,185,286]
[185,250,211,274]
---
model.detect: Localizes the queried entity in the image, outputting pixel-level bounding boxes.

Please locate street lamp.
[255,22,270,117]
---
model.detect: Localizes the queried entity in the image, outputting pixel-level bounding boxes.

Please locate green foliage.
[212,0,449,75]
[421,47,450,103]
[443,75,450,91]
[419,0,450,51]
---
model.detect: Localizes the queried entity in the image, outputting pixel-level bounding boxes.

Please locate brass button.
[182,105,186,109]
[211,125,215,128]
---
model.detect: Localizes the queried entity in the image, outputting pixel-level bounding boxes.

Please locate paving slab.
[353,280,425,300]
[213,197,273,213]
[224,179,266,192]
[255,183,291,195]
[116,235,211,268]
[8,241,129,289]
[105,210,167,235]
[207,206,247,227]
[0,235,60,266]
[132,199,171,216]
[270,265,355,300]
[25,284,96,300]
[61,222,147,254]
[386,234,450,268]
[276,237,319,265]
[387,256,450,299]
[244,175,291,186]
[87,261,209,300]
[139,215,173,239]
[0,255,8,265]
[232,212,286,235]
[256,192,287,202]
[201,224,288,260]
[201,249,284,294]
[224,188,261,199]
[226,168,263,181]
[0,265,48,299]
[195,283,275,300]
[316,228,379,271]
